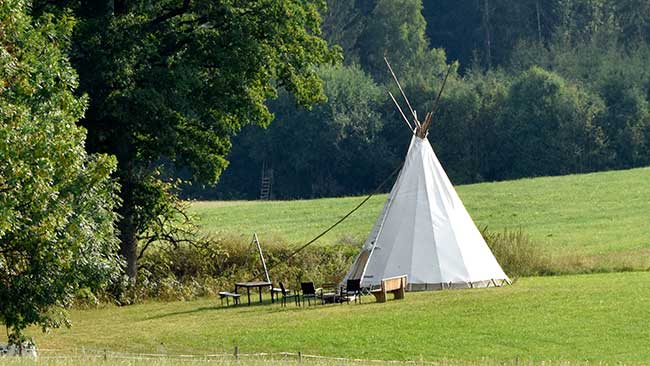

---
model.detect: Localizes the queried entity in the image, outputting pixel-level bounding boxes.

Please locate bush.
[107,235,360,303]
[483,227,552,278]
[105,227,646,304]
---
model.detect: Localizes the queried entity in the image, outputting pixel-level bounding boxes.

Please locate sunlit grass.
[5,272,649,365]
[190,167,650,268]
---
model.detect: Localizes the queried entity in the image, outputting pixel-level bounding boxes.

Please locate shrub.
[107,235,360,303]
[483,227,551,278]
[105,226,644,304]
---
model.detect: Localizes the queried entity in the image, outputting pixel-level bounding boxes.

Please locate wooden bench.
[370,275,407,303]
[218,291,241,306]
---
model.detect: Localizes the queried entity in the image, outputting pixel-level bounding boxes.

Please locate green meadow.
[16,272,650,365]
[6,168,650,366]
[191,167,650,262]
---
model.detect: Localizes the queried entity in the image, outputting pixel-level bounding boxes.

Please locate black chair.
[278,282,299,307]
[341,279,363,304]
[300,282,321,306]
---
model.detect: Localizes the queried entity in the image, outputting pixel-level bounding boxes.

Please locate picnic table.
[235,281,272,306]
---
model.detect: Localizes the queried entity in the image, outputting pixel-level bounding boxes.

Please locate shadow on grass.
[143,298,311,321]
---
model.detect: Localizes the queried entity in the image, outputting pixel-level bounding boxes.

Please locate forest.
[204,0,650,199]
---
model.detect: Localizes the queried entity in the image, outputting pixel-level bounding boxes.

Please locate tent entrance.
[346,249,371,281]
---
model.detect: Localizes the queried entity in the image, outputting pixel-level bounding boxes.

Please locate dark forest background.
[188,0,650,200]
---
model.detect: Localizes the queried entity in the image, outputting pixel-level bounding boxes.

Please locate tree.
[0,1,121,343]
[499,67,605,178]
[596,74,650,168]
[37,0,340,278]
[321,0,368,65]
[431,69,510,183]
[358,0,444,84]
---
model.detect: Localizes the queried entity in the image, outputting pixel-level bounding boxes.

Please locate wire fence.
[1,347,636,366]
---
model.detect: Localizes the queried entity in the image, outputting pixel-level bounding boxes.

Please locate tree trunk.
[118,212,138,280]
[117,176,138,280]
[482,0,492,69]
[536,0,542,44]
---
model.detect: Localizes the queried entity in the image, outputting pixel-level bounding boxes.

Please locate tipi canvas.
[343,135,510,291]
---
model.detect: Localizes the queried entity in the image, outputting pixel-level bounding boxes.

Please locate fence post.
[298,351,302,364]
[234,345,239,364]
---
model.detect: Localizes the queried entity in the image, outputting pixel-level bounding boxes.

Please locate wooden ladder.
[259,168,273,200]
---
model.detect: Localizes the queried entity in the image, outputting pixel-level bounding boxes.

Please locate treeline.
[200,0,650,199]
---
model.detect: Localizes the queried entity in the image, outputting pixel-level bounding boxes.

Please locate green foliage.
[69,0,340,182]
[268,65,386,197]
[428,69,509,183]
[358,0,445,84]
[483,228,550,277]
[597,74,650,166]
[510,39,650,170]
[321,0,368,65]
[112,236,357,303]
[499,67,605,178]
[215,1,650,199]
[35,0,341,277]
[215,64,390,198]
[0,1,120,343]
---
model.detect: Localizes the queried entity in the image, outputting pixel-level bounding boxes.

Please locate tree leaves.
[0,0,121,343]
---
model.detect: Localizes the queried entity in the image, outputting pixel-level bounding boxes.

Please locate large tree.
[499,67,605,178]
[358,0,442,84]
[0,1,121,343]
[37,0,340,278]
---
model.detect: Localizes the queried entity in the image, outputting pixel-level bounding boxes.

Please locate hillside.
[191,167,650,263]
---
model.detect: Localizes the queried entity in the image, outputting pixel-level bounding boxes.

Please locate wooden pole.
[388,91,414,133]
[384,57,421,128]
[420,64,454,136]
[253,233,270,283]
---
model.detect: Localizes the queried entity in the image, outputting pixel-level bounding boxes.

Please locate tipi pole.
[420,63,454,134]
[384,57,421,128]
[388,91,415,133]
[253,233,271,284]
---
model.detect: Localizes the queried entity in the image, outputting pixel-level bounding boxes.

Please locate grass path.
[25,272,650,365]
[190,167,650,260]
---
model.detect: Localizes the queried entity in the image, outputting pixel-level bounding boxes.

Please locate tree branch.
[137,236,158,260]
[149,0,191,28]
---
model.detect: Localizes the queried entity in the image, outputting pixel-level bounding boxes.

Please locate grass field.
[5,168,650,365]
[190,167,650,263]
[14,272,648,365]
[0,355,608,366]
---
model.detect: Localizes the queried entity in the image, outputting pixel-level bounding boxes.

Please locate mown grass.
[11,272,650,365]
[190,167,650,269]
[0,354,633,366]
[0,356,618,366]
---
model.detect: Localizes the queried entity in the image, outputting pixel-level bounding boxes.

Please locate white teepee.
[343,134,510,291]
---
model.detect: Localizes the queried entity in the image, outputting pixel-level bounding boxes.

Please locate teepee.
[342,59,510,291]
